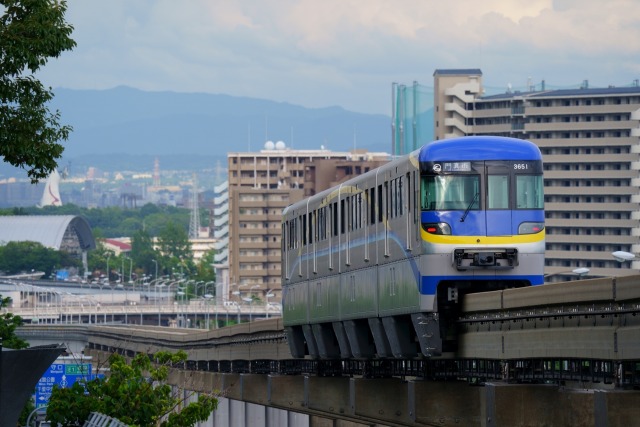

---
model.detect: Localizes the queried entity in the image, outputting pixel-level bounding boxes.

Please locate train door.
[485,161,512,236]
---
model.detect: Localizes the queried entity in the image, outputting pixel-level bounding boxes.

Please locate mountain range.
[1,86,435,176]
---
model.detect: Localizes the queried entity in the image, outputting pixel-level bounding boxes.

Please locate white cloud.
[37,0,640,114]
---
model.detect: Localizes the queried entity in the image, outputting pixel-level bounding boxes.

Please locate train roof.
[282,152,409,216]
[282,136,541,217]
[419,136,541,162]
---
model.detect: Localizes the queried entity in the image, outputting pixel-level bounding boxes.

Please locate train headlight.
[422,222,451,235]
[518,222,544,234]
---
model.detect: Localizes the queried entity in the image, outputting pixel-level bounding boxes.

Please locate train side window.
[283,221,288,250]
[340,199,345,234]
[370,188,375,224]
[377,185,383,222]
[385,181,389,219]
[358,193,362,229]
[333,202,338,236]
[292,219,296,249]
[406,173,410,214]
[390,180,395,218]
[487,175,509,209]
[318,207,324,240]
[351,195,355,230]
[347,196,352,232]
[313,210,317,242]
[398,178,402,216]
[302,214,307,246]
[358,192,363,228]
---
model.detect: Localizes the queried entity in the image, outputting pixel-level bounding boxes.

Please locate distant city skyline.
[37,1,640,115]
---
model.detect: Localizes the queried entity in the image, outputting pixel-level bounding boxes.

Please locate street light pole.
[106,254,111,285]
[265,290,275,319]
[152,259,158,282]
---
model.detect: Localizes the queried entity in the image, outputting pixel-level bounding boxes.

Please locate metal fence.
[83,412,128,427]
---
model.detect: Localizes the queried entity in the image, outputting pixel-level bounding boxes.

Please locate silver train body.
[281,136,545,359]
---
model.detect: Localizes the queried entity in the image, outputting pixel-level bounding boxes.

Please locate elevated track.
[19,275,640,387]
[18,275,640,426]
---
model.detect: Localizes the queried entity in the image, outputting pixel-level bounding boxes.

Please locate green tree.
[157,221,192,275]
[0,295,28,349]
[0,0,76,182]
[0,240,79,277]
[86,241,114,281]
[131,228,160,278]
[46,351,218,427]
[194,249,216,283]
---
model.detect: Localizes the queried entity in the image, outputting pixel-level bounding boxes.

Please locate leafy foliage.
[0,0,76,182]
[131,228,160,278]
[46,350,218,427]
[0,295,28,349]
[0,240,79,277]
[193,249,216,282]
[0,203,216,282]
[157,221,194,276]
[5,203,191,238]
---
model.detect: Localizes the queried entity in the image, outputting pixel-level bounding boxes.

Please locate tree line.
[0,203,216,284]
[5,202,208,238]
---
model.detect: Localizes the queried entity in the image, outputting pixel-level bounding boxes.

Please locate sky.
[37,0,640,115]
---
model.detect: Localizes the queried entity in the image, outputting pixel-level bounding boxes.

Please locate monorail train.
[282,136,545,360]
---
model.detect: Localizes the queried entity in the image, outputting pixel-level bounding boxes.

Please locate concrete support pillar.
[212,398,309,427]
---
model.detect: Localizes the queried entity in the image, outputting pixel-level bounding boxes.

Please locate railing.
[5,300,281,323]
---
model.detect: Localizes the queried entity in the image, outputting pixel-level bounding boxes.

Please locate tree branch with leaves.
[46,350,218,427]
[0,0,76,182]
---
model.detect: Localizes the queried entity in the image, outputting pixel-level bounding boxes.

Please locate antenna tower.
[189,174,201,239]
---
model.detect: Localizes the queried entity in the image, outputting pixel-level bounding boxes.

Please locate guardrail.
[5,300,281,326]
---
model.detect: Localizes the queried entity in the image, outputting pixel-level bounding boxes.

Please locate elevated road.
[16,275,640,426]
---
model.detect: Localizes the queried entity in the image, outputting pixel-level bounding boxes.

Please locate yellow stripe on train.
[420,228,545,245]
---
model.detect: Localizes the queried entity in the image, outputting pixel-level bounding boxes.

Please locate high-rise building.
[434,69,640,279]
[226,142,390,301]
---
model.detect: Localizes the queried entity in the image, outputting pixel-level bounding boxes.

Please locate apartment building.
[434,69,640,280]
[226,142,389,301]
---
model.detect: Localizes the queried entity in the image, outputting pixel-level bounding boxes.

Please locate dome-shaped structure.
[264,141,275,150]
[0,215,96,253]
[0,215,96,274]
[275,140,286,150]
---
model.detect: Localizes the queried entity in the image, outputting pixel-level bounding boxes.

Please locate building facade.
[226,143,390,301]
[434,69,640,279]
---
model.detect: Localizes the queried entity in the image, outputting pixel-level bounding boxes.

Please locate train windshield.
[516,175,544,209]
[421,175,480,211]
